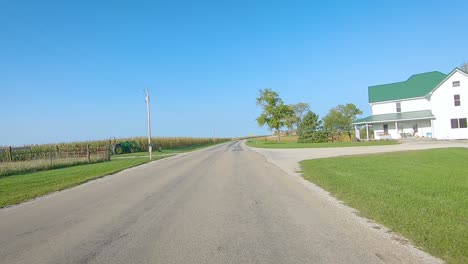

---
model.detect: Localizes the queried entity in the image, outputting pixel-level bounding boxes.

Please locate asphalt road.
[0,141,439,264]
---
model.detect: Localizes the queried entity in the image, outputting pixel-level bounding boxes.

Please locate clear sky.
[1,0,467,146]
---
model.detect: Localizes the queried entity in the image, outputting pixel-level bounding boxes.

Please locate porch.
[352,110,435,141]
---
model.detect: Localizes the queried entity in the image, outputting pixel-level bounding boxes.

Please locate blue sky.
[1,0,467,146]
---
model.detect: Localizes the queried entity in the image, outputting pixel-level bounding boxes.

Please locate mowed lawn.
[246,139,398,148]
[0,156,161,208]
[301,148,468,264]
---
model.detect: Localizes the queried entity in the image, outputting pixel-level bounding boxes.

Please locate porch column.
[366,123,369,141]
[395,121,399,139]
[354,125,360,141]
[430,119,434,138]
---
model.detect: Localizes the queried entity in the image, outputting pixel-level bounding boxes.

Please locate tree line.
[256,88,362,142]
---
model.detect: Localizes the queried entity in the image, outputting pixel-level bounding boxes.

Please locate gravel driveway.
[247,140,468,177]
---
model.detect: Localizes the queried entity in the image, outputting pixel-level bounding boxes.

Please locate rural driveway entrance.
[248,140,468,178]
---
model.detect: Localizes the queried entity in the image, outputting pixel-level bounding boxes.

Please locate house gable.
[428,68,468,96]
[368,71,447,103]
[429,69,468,139]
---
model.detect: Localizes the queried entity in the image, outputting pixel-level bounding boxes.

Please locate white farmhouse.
[353,68,468,140]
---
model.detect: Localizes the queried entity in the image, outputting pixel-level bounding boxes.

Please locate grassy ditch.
[0,156,108,177]
[300,148,468,264]
[0,155,165,208]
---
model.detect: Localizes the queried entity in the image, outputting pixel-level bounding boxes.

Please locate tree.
[256,89,295,142]
[323,103,363,140]
[292,103,310,123]
[297,111,327,143]
[286,102,310,131]
[460,62,468,73]
[282,103,310,134]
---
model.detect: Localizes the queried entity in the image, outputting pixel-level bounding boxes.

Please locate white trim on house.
[369,96,427,105]
[353,116,435,125]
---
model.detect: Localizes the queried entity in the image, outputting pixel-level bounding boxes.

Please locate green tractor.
[110,138,141,155]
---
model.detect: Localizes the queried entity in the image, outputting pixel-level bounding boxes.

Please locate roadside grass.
[300,148,468,264]
[246,139,398,148]
[0,157,106,177]
[0,156,162,208]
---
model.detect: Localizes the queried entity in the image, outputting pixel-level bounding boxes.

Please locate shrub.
[298,131,328,143]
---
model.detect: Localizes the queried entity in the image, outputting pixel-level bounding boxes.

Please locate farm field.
[0,137,231,176]
[300,148,468,264]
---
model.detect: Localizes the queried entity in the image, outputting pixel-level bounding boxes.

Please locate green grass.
[300,148,468,264]
[246,139,398,148]
[0,156,162,208]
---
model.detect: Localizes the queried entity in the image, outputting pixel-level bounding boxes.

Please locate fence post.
[87,144,91,163]
[8,146,13,162]
[48,151,52,167]
[56,146,60,159]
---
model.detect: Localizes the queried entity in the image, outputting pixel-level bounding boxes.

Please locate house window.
[383,124,389,134]
[396,102,401,113]
[460,118,468,128]
[451,118,467,129]
[454,95,461,106]
[452,81,460,87]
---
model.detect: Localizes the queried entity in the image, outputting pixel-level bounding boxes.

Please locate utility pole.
[145,88,152,160]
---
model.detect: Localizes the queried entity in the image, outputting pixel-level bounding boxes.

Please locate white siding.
[431,71,468,139]
[371,102,396,115]
[371,98,431,115]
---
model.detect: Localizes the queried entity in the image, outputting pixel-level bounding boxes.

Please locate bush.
[298,131,328,143]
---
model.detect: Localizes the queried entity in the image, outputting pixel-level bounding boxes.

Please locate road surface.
[0,141,439,264]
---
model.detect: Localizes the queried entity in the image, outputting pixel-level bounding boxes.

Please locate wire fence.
[0,145,111,177]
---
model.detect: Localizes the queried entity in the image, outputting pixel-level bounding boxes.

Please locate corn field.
[134,137,232,150]
[0,136,231,176]
[0,145,110,177]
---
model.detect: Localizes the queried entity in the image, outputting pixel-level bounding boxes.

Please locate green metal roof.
[353,110,434,125]
[368,71,447,103]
